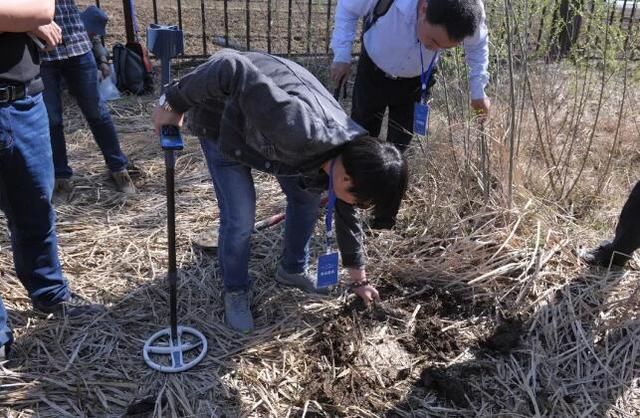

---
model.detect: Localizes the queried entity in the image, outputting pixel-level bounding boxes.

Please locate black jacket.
[166,49,368,268]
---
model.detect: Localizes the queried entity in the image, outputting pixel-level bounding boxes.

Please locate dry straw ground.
[1,0,640,416]
[0,56,638,416]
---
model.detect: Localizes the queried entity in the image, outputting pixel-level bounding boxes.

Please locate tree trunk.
[549,0,584,60]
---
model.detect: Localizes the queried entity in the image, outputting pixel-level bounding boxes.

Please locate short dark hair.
[340,136,409,227]
[424,0,483,41]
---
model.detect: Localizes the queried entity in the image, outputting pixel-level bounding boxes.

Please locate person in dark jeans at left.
[40,0,135,199]
[581,181,640,268]
[0,0,103,363]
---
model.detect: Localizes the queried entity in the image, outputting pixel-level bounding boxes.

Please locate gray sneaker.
[224,290,254,333]
[33,293,105,317]
[111,169,136,194]
[275,264,330,295]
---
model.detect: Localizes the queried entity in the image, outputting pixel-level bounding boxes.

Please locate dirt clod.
[340,298,396,323]
[315,318,360,366]
[481,317,524,354]
[419,367,470,407]
[400,317,462,360]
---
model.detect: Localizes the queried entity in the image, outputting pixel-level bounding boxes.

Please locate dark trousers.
[351,48,422,152]
[612,181,640,255]
[41,51,128,179]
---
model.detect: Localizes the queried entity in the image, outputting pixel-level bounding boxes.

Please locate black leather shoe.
[579,241,631,268]
[33,293,105,317]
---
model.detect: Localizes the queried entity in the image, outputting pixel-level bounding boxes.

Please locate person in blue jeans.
[199,140,325,296]
[153,49,409,333]
[0,0,103,363]
[40,0,135,199]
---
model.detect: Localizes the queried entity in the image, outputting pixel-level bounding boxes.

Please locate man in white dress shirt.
[330,0,490,152]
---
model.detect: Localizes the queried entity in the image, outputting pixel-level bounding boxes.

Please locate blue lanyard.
[419,45,438,102]
[325,159,337,251]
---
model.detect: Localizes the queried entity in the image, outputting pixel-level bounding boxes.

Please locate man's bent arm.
[463,14,490,100]
[335,199,365,272]
[330,0,375,63]
[0,0,54,32]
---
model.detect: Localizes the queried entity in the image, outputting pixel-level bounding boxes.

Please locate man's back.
[168,50,368,172]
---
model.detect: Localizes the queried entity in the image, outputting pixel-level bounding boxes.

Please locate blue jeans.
[0,93,71,348]
[200,138,321,292]
[41,51,128,178]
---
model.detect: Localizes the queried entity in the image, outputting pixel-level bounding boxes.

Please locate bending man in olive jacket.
[152,49,408,333]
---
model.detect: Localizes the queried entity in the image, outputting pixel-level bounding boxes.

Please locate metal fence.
[81,0,638,60]
[83,0,343,58]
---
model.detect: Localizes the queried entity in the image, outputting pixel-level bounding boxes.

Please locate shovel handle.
[253,196,329,232]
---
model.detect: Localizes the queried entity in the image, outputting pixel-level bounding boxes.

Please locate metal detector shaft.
[144,22,206,374]
[164,149,179,343]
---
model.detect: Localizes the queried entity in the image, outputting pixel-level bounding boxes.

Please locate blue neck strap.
[325,159,338,248]
[419,45,438,101]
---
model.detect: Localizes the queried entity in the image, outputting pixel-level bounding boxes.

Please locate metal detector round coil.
[143,326,207,373]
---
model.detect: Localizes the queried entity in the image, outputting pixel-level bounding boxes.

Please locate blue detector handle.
[160,125,184,150]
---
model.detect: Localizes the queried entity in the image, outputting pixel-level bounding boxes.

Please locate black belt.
[375,66,419,81]
[362,48,420,81]
[0,78,45,103]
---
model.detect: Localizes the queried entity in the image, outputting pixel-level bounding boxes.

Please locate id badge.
[413,102,430,136]
[316,252,339,288]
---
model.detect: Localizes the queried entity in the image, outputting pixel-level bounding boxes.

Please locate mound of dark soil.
[481,317,524,354]
[419,367,471,407]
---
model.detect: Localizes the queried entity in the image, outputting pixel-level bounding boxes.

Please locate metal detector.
[143,24,207,373]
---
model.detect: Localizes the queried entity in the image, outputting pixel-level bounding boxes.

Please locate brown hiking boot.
[111,169,136,194]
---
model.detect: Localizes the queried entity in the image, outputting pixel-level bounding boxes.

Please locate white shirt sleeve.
[463,16,490,100]
[330,0,378,63]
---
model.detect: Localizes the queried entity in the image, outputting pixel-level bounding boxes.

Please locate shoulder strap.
[373,0,395,17]
[112,44,127,91]
[363,0,395,32]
